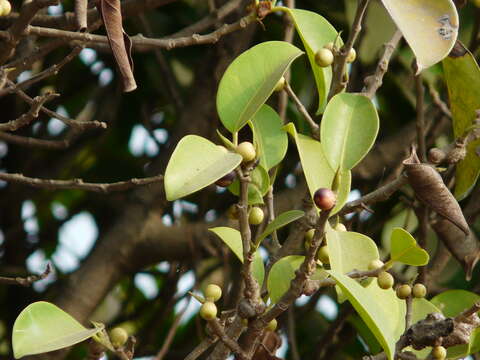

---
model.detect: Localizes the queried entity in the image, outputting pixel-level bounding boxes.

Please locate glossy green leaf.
[443,46,480,200]
[209,227,264,285]
[321,93,379,171]
[217,41,303,133]
[431,290,480,358]
[327,229,379,274]
[381,207,418,254]
[256,210,305,244]
[228,164,270,205]
[12,301,103,359]
[329,271,405,360]
[390,227,429,266]
[268,256,328,303]
[280,8,340,113]
[164,135,242,201]
[250,105,288,170]
[284,123,351,214]
[381,0,458,73]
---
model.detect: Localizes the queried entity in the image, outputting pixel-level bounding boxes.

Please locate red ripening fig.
[313,188,336,210]
[215,171,236,187]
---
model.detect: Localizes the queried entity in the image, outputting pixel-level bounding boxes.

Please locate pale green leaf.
[256,210,305,244]
[381,207,418,254]
[443,46,480,200]
[228,164,270,205]
[390,227,429,266]
[250,105,288,170]
[217,41,303,133]
[164,135,242,201]
[381,0,458,72]
[321,93,379,171]
[284,123,351,214]
[12,301,103,359]
[268,256,328,303]
[209,227,264,285]
[329,271,405,360]
[280,8,340,113]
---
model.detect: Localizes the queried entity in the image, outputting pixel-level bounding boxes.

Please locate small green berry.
[110,327,128,348]
[236,141,256,162]
[432,345,447,360]
[204,284,222,302]
[0,0,11,16]
[335,223,347,232]
[324,42,334,51]
[317,246,330,264]
[266,319,277,331]
[377,271,394,290]
[200,301,217,321]
[346,48,357,63]
[315,48,334,67]
[368,259,384,271]
[412,283,427,298]
[396,284,412,300]
[305,229,315,241]
[274,76,286,92]
[249,207,264,225]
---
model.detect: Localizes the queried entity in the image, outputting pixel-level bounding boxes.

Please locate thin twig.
[0,132,72,149]
[414,73,426,162]
[287,307,300,360]
[405,296,413,330]
[363,30,402,99]
[0,263,51,286]
[185,337,218,360]
[284,82,319,136]
[208,318,248,360]
[328,0,370,99]
[316,305,354,360]
[74,0,88,30]
[0,172,164,193]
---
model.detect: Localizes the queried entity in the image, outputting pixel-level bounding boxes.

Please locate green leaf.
[284,123,351,214]
[217,41,303,133]
[256,210,305,244]
[329,271,405,360]
[268,256,328,303]
[209,227,264,285]
[228,164,270,205]
[390,227,429,266]
[250,105,288,170]
[431,290,480,358]
[327,229,380,274]
[321,93,379,171]
[280,8,340,113]
[12,301,103,359]
[381,0,458,73]
[164,135,242,201]
[443,46,480,200]
[381,207,418,254]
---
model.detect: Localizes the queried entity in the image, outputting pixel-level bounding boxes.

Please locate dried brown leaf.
[432,218,480,280]
[98,0,137,92]
[403,148,469,235]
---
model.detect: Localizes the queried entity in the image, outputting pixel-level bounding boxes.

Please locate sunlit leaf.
[329,271,405,360]
[228,164,270,205]
[390,227,429,266]
[217,41,303,133]
[321,93,379,171]
[284,123,351,214]
[209,227,264,285]
[280,8,340,113]
[268,256,328,303]
[443,44,480,200]
[256,210,304,244]
[12,301,103,359]
[381,0,458,73]
[250,105,288,170]
[164,135,242,201]
[381,207,418,254]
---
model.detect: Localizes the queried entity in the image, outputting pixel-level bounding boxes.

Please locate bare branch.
[208,318,248,360]
[74,0,88,30]
[284,81,319,136]
[0,263,52,286]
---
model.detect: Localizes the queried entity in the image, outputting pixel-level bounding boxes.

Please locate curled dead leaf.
[432,218,480,280]
[403,148,469,235]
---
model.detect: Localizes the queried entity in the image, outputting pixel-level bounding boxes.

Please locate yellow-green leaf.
[256,210,304,244]
[390,227,429,266]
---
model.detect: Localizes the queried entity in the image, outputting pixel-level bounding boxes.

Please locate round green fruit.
[110,327,129,348]
[305,228,315,242]
[346,48,357,63]
[313,188,336,211]
[236,142,256,162]
[204,284,222,302]
[0,0,11,16]
[200,301,218,321]
[249,207,264,225]
[315,48,334,67]
[412,283,427,298]
[377,271,394,290]
[324,42,334,51]
[334,223,347,232]
[266,318,277,331]
[317,246,330,264]
[368,259,384,271]
[396,284,412,300]
[432,345,447,360]
[274,76,286,92]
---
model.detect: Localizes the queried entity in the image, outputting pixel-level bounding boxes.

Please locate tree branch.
[0,263,51,286]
